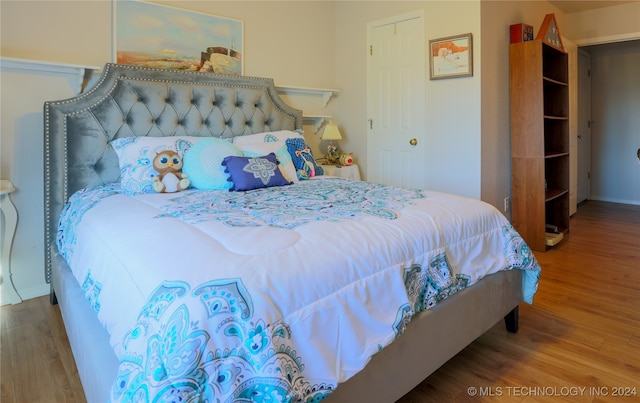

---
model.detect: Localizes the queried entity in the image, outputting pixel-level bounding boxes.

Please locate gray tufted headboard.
[44,63,302,283]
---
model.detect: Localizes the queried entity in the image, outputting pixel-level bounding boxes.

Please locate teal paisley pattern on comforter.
[56,177,540,402]
[157,177,426,228]
[113,279,335,402]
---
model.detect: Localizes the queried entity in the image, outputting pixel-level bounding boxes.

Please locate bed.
[44,63,540,402]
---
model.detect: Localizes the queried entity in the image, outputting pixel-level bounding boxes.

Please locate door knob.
[409,138,417,146]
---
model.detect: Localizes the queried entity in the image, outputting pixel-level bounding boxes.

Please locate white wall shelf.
[275,85,340,132]
[275,85,340,108]
[303,115,333,133]
[0,57,100,94]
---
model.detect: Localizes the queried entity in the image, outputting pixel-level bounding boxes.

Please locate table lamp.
[321,122,342,164]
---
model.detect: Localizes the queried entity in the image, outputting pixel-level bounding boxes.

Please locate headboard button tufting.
[43,63,302,284]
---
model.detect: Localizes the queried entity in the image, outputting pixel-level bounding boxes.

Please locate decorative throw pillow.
[232,130,304,182]
[182,138,243,190]
[285,137,324,180]
[222,153,292,191]
[237,143,298,183]
[110,136,200,194]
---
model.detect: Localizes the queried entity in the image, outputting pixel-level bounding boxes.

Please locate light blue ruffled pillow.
[182,138,243,190]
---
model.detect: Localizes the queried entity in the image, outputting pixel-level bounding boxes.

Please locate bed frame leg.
[50,284,58,305]
[504,306,519,333]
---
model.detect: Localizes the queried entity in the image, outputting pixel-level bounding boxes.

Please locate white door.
[367,11,425,188]
[577,50,591,204]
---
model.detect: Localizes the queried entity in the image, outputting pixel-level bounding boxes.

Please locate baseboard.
[15,283,50,302]
[587,196,640,206]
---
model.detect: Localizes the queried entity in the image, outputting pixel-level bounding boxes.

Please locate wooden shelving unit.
[510,39,569,252]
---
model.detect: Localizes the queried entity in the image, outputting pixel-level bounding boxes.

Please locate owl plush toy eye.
[152,150,190,193]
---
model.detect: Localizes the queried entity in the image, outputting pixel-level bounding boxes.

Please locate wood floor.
[1,201,638,402]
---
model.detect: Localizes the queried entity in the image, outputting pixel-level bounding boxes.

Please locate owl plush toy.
[152,150,190,193]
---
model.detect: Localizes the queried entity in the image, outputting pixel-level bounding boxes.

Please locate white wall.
[479,1,567,214]
[562,2,640,205]
[2,0,488,302]
[564,2,640,45]
[0,60,99,302]
[424,1,481,198]
[2,0,637,302]
[0,1,338,302]
[334,1,482,198]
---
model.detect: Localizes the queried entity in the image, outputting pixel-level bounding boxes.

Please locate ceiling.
[549,1,637,14]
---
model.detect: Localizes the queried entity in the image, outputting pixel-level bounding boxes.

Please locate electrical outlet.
[504,197,510,213]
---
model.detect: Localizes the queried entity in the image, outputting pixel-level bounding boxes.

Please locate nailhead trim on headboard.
[43,63,302,283]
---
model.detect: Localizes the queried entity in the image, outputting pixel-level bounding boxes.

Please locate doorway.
[579,40,640,205]
[366,11,426,188]
[577,49,591,204]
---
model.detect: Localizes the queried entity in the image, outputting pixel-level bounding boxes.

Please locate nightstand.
[320,164,361,181]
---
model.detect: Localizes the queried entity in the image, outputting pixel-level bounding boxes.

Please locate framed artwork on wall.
[429,33,473,80]
[114,0,243,74]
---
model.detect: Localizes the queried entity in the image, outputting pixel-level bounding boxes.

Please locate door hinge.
[370,45,373,56]
[368,118,373,129]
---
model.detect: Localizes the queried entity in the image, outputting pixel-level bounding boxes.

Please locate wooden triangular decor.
[536,13,565,52]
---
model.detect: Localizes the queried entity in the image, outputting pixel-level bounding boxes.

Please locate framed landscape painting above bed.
[114,0,243,74]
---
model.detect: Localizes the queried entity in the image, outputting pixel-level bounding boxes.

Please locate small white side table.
[321,164,361,181]
[1,179,22,304]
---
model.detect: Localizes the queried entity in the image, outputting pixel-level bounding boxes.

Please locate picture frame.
[113,0,243,75]
[429,33,473,80]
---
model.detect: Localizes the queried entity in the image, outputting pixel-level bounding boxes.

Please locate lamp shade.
[321,123,342,141]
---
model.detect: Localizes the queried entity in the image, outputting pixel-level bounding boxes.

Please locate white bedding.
[57,177,539,402]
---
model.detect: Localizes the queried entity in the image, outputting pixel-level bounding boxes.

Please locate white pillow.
[233,130,304,182]
[110,136,201,194]
[232,130,304,147]
[237,143,298,183]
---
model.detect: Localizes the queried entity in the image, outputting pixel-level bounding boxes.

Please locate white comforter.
[57,177,539,402]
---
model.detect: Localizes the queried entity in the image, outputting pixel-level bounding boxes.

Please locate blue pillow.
[182,138,243,190]
[222,153,291,191]
[285,137,324,180]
